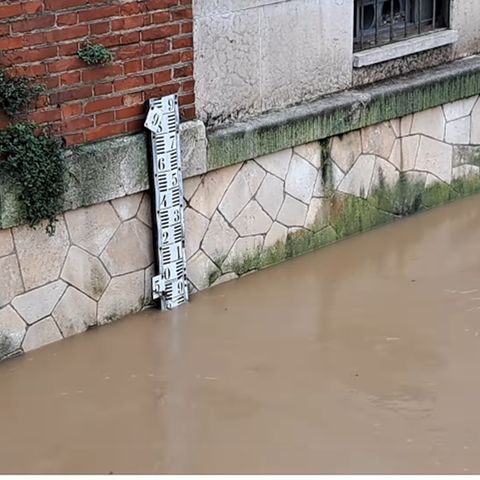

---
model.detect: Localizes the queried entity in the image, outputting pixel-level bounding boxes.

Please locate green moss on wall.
[220,168,480,281]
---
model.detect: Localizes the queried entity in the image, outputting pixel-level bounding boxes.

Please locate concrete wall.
[193,0,480,125]
[193,0,353,125]
[451,0,480,57]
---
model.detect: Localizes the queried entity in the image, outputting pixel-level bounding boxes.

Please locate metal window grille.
[354,0,450,52]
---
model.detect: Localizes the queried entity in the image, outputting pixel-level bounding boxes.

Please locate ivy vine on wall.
[0,70,65,235]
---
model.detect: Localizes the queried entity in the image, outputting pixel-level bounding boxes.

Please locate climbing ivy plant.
[0,70,44,117]
[78,43,113,65]
[0,122,65,235]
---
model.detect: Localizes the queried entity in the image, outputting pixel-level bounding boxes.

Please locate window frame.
[353,0,451,53]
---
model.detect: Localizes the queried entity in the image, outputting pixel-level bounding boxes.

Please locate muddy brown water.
[1,195,480,474]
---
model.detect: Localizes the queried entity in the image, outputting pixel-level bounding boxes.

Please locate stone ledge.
[207,55,480,170]
[0,120,206,230]
[353,29,458,68]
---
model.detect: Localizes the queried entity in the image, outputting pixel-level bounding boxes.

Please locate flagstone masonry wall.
[2,94,480,360]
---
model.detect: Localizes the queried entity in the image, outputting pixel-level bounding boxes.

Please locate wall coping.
[206,54,480,170]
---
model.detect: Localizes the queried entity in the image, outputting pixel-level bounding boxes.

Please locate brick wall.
[0,0,194,145]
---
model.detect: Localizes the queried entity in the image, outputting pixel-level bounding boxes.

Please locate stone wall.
[184,95,480,289]
[2,94,480,360]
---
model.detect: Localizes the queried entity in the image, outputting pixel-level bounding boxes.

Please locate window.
[354,0,450,52]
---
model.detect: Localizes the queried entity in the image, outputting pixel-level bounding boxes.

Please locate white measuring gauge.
[145,94,189,310]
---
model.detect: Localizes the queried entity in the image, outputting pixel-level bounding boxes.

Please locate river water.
[1,195,480,474]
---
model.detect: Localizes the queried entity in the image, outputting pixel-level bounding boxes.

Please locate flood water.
[1,195,480,473]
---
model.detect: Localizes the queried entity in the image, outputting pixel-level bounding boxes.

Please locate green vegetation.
[216,163,480,283]
[0,70,44,118]
[0,123,65,235]
[78,43,113,66]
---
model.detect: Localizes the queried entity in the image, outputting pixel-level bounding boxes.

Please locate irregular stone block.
[0,229,13,257]
[256,173,284,219]
[202,212,238,263]
[232,200,272,236]
[277,195,308,227]
[136,193,152,227]
[371,157,400,191]
[211,273,238,287]
[411,107,445,141]
[305,198,329,230]
[13,217,70,291]
[97,270,144,325]
[453,164,480,180]
[183,176,202,202]
[111,193,143,221]
[62,246,110,301]
[100,219,153,277]
[65,203,120,256]
[0,306,26,359]
[190,163,242,219]
[471,98,480,144]
[184,207,209,260]
[445,117,471,145]
[53,287,96,337]
[361,122,396,159]
[144,264,155,307]
[284,154,317,204]
[223,236,264,272]
[22,317,62,352]
[255,148,291,179]
[453,145,480,167]
[389,139,402,170]
[415,137,453,184]
[187,250,218,290]
[219,162,265,222]
[264,222,288,248]
[338,154,376,198]
[12,280,67,325]
[294,142,321,168]
[401,136,421,171]
[443,97,477,121]
[0,255,23,307]
[331,130,362,173]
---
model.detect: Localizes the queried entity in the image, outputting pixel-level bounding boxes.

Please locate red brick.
[30,109,62,124]
[146,0,178,10]
[78,6,119,22]
[12,15,55,33]
[22,1,43,15]
[172,36,192,49]
[174,64,192,78]
[142,24,179,41]
[114,74,153,92]
[123,92,143,106]
[95,111,115,125]
[171,7,192,21]
[50,86,92,104]
[94,83,113,95]
[64,116,94,131]
[0,37,23,51]
[116,105,145,120]
[111,15,147,31]
[60,71,81,86]
[82,64,123,82]
[143,52,180,70]
[63,132,85,146]
[90,21,110,35]
[62,103,82,119]
[4,46,57,64]
[0,3,22,20]
[153,70,172,84]
[123,59,142,74]
[48,57,83,73]
[125,118,145,132]
[86,123,125,142]
[84,96,123,114]
[44,0,85,10]
[56,12,77,26]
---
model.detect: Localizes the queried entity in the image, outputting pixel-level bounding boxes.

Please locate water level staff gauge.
[145,94,189,310]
